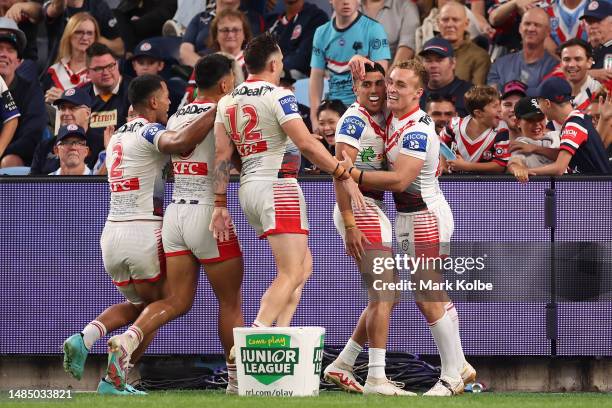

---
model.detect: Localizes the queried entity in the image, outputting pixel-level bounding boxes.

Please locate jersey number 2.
[110,143,124,179]
[225,104,262,144]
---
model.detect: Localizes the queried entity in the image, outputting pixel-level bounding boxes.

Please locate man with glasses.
[30,87,94,175]
[48,124,92,175]
[81,42,131,169]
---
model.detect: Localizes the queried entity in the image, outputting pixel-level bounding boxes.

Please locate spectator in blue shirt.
[309,0,390,131]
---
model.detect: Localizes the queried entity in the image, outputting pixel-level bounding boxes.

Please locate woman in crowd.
[42,12,99,104]
[303,99,347,174]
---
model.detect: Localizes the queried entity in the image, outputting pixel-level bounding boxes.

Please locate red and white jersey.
[166,100,216,203]
[47,58,89,91]
[215,79,302,183]
[385,106,446,212]
[106,117,169,221]
[573,76,602,112]
[439,116,510,166]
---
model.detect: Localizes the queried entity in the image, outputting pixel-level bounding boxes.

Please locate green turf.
[1,390,611,408]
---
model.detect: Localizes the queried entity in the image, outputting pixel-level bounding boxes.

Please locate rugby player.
[323,62,414,396]
[344,59,475,396]
[106,55,246,394]
[210,33,364,329]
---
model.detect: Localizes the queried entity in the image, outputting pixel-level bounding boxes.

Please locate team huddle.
[62,33,473,397]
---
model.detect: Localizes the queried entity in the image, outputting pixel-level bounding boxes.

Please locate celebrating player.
[210,33,364,329]
[323,62,414,396]
[343,59,475,396]
[106,56,246,394]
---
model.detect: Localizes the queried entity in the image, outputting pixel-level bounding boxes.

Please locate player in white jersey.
[211,33,365,329]
[59,75,218,394]
[323,62,413,396]
[104,56,245,394]
[343,60,475,396]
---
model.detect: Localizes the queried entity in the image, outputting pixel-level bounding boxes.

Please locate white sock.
[446,302,467,367]
[337,338,363,368]
[367,348,386,380]
[227,362,237,385]
[252,319,267,328]
[81,320,107,350]
[429,311,461,379]
[125,326,144,354]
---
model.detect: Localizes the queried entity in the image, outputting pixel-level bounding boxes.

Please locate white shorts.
[162,203,242,263]
[333,197,393,250]
[100,221,165,304]
[239,178,309,238]
[395,201,454,258]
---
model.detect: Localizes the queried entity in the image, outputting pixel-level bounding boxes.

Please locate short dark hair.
[128,74,165,108]
[244,32,280,74]
[559,38,593,59]
[86,42,116,65]
[317,99,347,118]
[195,53,234,90]
[354,62,386,84]
[425,93,455,110]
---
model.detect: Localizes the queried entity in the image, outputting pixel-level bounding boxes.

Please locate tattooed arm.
[210,122,237,241]
[157,106,217,154]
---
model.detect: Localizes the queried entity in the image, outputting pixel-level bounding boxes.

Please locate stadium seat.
[294,78,329,107]
[0,167,31,176]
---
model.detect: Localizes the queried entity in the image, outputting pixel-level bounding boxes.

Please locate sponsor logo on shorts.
[241,334,299,385]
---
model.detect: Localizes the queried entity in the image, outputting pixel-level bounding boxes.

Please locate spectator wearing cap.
[48,124,92,175]
[559,38,603,112]
[42,12,99,104]
[360,0,421,64]
[500,80,528,140]
[508,97,561,181]
[418,37,472,118]
[113,0,176,52]
[180,0,264,68]
[425,93,456,135]
[81,42,131,162]
[44,0,124,66]
[527,76,611,174]
[581,0,612,86]
[30,87,95,174]
[0,18,45,168]
[130,39,182,116]
[267,0,328,79]
[437,1,490,85]
[0,1,42,61]
[487,8,558,92]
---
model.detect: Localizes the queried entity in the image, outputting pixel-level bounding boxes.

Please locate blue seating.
[0,166,31,176]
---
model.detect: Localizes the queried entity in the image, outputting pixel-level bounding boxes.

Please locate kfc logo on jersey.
[173,161,208,175]
[279,95,300,115]
[110,177,140,192]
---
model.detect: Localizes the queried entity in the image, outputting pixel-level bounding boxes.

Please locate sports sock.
[227,362,237,384]
[81,320,107,350]
[252,320,267,328]
[337,338,363,368]
[124,326,144,354]
[367,348,386,379]
[429,311,461,379]
[446,302,467,367]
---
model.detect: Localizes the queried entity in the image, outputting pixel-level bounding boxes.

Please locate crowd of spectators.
[0,0,608,177]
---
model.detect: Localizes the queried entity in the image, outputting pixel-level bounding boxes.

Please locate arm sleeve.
[335,113,366,150]
[5,82,46,164]
[492,135,510,167]
[272,89,304,125]
[559,118,588,155]
[141,123,168,153]
[486,59,502,89]
[310,26,326,70]
[0,78,20,123]
[399,127,430,161]
[398,2,419,51]
[368,22,391,61]
[439,119,457,146]
[182,13,201,45]
[93,2,120,39]
[472,49,491,85]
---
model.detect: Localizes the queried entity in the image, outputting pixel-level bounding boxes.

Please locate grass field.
[2,390,610,408]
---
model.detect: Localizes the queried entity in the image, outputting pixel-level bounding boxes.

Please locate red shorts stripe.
[165,250,193,258]
[200,237,242,264]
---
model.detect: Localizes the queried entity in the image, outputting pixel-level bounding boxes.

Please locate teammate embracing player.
[341,59,476,396]
[62,74,218,394]
[210,33,364,329]
[105,56,246,394]
[323,62,414,396]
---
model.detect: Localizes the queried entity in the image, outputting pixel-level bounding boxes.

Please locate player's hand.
[345,227,370,261]
[516,0,539,14]
[44,86,63,104]
[210,207,233,242]
[104,125,115,149]
[5,3,26,22]
[509,141,535,154]
[589,68,612,84]
[349,55,374,81]
[446,153,469,172]
[510,164,534,184]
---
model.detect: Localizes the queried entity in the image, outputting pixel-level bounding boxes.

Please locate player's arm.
[282,118,365,209]
[510,141,560,162]
[596,93,612,149]
[342,150,424,193]
[156,106,217,154]
[210,122,236,241]
[447,157,506,173]
[334,142,369,260]
[527,150,572,176]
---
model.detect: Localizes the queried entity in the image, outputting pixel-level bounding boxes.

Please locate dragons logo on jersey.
[241,334,300,385]
[359,146,376,162]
